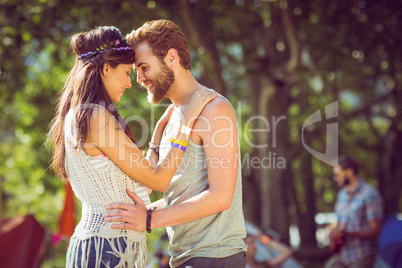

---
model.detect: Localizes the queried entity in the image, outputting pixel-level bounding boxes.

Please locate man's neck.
[167,69,204,107]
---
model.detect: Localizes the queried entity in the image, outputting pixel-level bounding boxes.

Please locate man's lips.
[142,80,153,92]
[146,84,153,92]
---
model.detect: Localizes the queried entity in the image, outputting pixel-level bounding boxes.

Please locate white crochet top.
[64,106,148,268]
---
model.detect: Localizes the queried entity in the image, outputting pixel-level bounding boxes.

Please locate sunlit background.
[1,0,401,267]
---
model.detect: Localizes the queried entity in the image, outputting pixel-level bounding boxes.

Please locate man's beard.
[147,61,175,104]
[343,176,350,187]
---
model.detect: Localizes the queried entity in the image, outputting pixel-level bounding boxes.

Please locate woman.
[48,26,216,268]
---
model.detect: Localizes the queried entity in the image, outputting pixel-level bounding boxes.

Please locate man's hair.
[338,156,359,175]
[127,20,192,70]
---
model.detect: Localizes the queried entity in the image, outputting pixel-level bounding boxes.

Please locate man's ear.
[101,63,111,77]
[165,48,179,68]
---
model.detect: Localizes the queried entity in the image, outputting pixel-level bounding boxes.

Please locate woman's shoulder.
[89,104,111,118]
[87,104,120,135]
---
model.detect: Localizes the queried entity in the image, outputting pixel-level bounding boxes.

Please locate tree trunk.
[177,0,227,95]
[379,84,402,218]
[296,154,318,247]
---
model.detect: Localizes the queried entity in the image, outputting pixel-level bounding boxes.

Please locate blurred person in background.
[245,234,293,268]
[325,156,383,268]
[245,221,301,268]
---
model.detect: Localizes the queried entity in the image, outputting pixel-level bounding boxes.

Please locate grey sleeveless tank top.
[158,95,247,267]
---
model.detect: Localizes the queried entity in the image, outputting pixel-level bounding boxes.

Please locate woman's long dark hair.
[48,26,136,179]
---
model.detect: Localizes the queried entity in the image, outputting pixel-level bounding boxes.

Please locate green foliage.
[1,0,401,265]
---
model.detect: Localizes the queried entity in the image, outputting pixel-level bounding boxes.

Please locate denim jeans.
[75,237,127,267]
[176,251,247,268]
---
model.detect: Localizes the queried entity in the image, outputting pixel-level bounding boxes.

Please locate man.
[325,156,383,268]
[103,20,247,268]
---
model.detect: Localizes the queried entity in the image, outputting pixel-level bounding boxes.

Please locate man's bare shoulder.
[191,96,237,144]
[200,95,235,119]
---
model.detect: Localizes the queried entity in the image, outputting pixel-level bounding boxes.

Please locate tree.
[1,0,401,265]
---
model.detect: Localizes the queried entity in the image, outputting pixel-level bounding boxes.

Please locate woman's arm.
[87,90,216,192]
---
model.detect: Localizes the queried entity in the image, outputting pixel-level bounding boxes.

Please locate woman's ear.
[101,63,111,77]
[165,48,179,68]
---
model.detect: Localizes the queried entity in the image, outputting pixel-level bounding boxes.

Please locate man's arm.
[147,197,166,210]
[344,219,382,239]
[345,192,382,239]
[152,97,238,227]
[144,104,175,194]
[104,97,239,230]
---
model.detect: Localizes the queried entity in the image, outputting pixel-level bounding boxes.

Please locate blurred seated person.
[245,234,293,268]
[245,221,301,268]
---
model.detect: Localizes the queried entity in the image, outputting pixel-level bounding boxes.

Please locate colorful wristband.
[169,137,188,147]
[171,142,186,152]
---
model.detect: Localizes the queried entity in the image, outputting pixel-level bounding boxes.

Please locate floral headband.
[78,37,132,58]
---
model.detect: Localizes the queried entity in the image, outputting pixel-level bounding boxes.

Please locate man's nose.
[137,71,145,84]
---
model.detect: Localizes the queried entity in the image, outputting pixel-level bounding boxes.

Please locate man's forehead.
[135,41,152,54]
[134,42,156,64]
